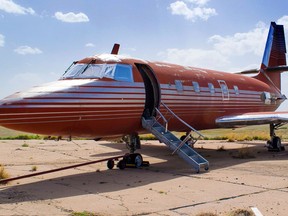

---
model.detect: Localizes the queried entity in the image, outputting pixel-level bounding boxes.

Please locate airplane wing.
[216,111,288,128]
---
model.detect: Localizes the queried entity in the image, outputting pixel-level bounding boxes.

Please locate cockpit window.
[61,63,134,82]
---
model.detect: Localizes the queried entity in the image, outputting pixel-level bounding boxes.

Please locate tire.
[107,160,114,169]
[134,154,143,168]
[272,136,281,151]
[126,153,143,168]
[117,160,126,170]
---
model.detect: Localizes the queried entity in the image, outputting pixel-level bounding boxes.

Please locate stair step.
[142,116,209,172]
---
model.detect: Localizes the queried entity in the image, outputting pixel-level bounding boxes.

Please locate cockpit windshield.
[61,63,134,82]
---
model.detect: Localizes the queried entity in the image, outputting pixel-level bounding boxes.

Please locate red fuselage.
[0,54,283,139]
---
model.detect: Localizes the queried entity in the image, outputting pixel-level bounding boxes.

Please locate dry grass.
[217,145,226,151]
[227,209,254,216]
[233,145,255,159]
[31,165,38,172]
[70,211,100,216]
[196,213,218,216]
[0,164,10,182]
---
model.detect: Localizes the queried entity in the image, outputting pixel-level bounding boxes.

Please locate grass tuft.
[216,145,226,151]
[196,213,218,216]
[227,208,254,216]
[0,134,41,140]
[233,145,255,159]
[70,211,99,216]
[31,166,38,172]
[22,143,29,147]
[0,164,10,182]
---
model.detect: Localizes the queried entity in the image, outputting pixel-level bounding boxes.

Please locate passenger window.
[208,83,215,94]
[234,85,239,95]
[192,81,200,93]
[114,64,133,82]
[175,80,183,91]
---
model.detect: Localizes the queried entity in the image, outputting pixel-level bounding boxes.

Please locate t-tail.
[255,22,288,93]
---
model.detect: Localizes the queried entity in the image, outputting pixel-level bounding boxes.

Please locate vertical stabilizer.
[261,22,286,68]
[256,22,287,91]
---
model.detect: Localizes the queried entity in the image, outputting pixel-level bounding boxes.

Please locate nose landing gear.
[107,153,149,170]
[107,133,149,170]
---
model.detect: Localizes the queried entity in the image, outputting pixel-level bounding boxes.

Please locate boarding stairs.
[142,103,209,173]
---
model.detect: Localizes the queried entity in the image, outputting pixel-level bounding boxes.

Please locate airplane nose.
[0,93,24,126]
[0,79,96,135]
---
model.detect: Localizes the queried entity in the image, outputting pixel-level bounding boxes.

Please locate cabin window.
[175,80,183,91]
[79,64,103,78]
[61,63,133,82]
[113,64,133,82]
[192,81,200,93]
[233,85,239,95]
[208,83,215,94]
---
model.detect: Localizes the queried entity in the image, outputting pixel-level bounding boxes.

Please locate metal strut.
[0,155,126,185]
[267,123,286,152]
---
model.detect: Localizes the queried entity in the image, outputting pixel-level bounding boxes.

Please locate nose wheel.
[107,153,149,170]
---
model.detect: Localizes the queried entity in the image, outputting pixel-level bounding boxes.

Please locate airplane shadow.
[0,140,287,204]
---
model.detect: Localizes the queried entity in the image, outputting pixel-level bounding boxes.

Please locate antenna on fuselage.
[111,43,120,55]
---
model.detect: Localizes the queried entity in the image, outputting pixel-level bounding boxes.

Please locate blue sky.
[1,0,288,110]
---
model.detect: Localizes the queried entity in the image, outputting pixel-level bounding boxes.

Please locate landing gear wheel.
[124,153,143,168]
[117,160,126,170]
[107,159,115,169]
[270,136,282,152]
[134,154,143,168]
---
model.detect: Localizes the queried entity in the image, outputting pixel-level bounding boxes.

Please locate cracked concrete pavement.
[0,139,287,215]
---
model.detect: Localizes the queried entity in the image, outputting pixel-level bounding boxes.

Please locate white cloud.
[14,46,43,55]
[169,0,217,22]
[277,15,288,37]
[0,0,35,15]
[0,34,4,47]
[158,48,229,70]
[158,20,288,71]
[277,16,288,26]
[185,0,210,6]
[85,43,95,47]
[209,22,268,56]
[54,11,89,23]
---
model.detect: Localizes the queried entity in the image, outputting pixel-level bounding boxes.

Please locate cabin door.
[218,80,230,100]
[135,63,160,118]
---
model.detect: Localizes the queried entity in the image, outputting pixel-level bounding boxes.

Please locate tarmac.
[0,139,287,216]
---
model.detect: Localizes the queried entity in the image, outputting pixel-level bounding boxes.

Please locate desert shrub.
[227,209,254,216]
[0,164,9,181]
[233,146,255,159]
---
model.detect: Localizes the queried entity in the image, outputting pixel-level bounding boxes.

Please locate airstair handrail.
[155,107,168,132]
[161,102,204,138]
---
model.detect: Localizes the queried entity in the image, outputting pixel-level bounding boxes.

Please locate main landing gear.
[106,133,149,170]
[266,123,286,152]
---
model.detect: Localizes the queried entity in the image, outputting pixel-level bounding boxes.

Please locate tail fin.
[256,22,287,92]
[261,22,286,68]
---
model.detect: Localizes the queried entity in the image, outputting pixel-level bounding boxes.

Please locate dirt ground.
[0,139,287,216]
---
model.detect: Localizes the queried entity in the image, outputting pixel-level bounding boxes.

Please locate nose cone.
[0,90,40,131]
[0,79,94,135]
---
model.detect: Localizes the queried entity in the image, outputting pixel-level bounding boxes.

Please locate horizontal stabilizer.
[216,112,288,128]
